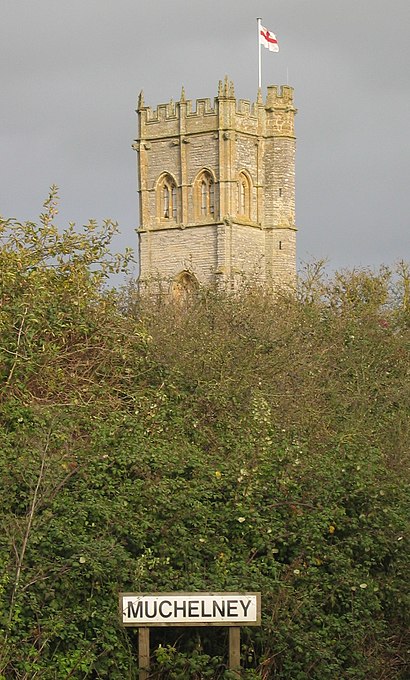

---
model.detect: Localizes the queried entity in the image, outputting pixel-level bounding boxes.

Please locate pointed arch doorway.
[170,271,199,303]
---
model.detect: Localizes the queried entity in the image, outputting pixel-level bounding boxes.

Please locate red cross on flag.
[259,25,279,52]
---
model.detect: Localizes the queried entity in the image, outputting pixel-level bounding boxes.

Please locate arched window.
[239,181,246,214]
[171,271,199,304]
[171,186,177,219]
[196,171,215,218]
[201,180,207,215]
[237,172,251,218]
[163,185,170,218]
[158,174,178,220]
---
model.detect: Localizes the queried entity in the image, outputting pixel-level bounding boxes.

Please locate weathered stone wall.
[229,222,266,281]
[139,224,219,289]
[265,228,297,289]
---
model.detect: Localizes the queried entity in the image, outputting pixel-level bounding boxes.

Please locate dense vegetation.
[0,192,409,679]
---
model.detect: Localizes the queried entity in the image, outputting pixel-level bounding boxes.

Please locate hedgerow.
[0,195,408,678]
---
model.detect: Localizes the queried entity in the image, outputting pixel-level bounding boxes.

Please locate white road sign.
[120,592,261,627]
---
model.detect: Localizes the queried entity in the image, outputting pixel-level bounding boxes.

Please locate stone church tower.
[134,77,297,295]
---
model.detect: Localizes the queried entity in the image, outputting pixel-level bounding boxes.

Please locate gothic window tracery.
[158,174,178,220]
[196,171,215,218]
[237,172,251,218]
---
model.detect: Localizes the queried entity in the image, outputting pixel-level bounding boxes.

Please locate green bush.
[0,198,408,678]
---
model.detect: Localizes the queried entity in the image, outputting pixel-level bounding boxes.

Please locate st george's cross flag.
[259,25,279,52]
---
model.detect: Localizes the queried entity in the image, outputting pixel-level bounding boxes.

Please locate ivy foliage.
[0,196,409,679]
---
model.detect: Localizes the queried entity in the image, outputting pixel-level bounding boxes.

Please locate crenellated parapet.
[265,85,297,138]
[137,78,293,140]
[141,97,218,123]
[266,85,295,107]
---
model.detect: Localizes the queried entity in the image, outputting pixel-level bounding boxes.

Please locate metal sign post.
[120,591,261,678]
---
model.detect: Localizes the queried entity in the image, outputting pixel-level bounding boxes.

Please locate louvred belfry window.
[171,186,177,219]
[238,172,251,218]
[158,175,178,220]
[198,171,215,217]
[163,185,170,218]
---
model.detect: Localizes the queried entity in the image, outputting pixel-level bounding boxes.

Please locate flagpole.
[257,17,262,89]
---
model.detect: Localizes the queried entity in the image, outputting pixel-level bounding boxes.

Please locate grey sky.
[1,0,409,273]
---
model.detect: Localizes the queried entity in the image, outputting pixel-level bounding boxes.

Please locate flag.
[259,25,279,52]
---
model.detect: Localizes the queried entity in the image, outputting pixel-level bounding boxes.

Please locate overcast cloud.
[1,0,409,274]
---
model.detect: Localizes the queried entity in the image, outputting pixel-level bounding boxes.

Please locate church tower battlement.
[134,77,297,294]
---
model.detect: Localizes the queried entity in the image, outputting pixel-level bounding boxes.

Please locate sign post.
[229,626,241,675]
[138,628,150,680]
[120,591,261,677]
